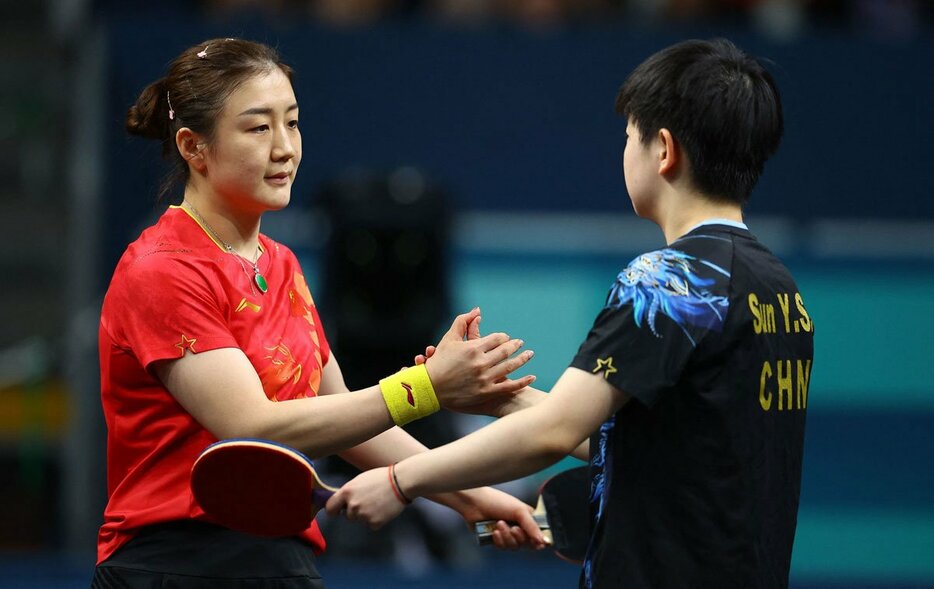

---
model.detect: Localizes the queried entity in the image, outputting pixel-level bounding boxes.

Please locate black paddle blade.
[474,466,592,564]
[540,466,591,563]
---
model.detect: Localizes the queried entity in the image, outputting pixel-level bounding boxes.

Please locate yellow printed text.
[759,358,811,411]
[748,293,777,334]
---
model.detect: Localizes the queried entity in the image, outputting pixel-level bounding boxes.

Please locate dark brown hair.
[126,38,294,198]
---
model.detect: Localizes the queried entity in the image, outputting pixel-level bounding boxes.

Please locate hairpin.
[167,90,175,120]
[197,45,209,59]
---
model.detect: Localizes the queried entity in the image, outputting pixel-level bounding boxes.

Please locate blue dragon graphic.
[607,248,730,346]
[583,416,615,589]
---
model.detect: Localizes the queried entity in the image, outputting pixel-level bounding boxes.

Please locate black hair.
[616,38,783,204]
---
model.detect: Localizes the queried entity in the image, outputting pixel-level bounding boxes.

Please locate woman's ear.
[657,128,678,176]
[175,128,207,173]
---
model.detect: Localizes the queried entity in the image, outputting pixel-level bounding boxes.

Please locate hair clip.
[167,90,175,120]
[197,45,209,59]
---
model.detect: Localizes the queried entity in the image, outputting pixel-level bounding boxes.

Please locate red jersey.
[97,206,330,564]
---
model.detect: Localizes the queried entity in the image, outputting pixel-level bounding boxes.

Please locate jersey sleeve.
[570,248,731,407]
[107,254,238,369]
[283,252,332,368]
[308,300,331,366]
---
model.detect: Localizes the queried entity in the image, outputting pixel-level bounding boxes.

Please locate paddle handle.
[474,496,550,546]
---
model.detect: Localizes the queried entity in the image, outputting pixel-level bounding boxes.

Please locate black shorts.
[91,520,325,588]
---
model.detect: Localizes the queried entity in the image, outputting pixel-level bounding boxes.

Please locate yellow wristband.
[379,364,440,426]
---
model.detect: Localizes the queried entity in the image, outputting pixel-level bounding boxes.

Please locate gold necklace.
[183,202,268,294]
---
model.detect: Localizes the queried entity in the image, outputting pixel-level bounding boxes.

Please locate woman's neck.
[657,191,743,245]
[181,190,262,258]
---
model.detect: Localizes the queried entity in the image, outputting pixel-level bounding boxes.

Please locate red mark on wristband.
[401,382,415,407]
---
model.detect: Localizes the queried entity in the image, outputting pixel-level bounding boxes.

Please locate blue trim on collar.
[686,218,748,233]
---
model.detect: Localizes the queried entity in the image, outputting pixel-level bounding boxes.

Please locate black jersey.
[571,223,813,589]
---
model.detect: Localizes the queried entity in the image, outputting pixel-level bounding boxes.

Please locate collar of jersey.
[685,218,749,233]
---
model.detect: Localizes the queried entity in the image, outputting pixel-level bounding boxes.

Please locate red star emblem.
[175,334,198,356]
[401,382,416,407]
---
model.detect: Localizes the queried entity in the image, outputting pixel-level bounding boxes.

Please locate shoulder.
[612,244,731,302]
[107,237,225,309]
[606,244,732,339]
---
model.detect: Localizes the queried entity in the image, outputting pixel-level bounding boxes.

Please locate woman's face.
[202,67,301,215]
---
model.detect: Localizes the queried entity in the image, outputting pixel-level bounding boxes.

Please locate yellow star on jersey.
[592,356,617,380]
[175,334,197,356]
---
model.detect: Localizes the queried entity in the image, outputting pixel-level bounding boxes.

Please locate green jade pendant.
[254,272,268,293]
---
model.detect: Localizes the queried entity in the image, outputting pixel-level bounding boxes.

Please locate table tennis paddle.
[190,438,337,537]
[474,466,591,563]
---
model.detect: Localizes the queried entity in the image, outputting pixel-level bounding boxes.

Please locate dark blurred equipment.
[318,166,452,390]
[317,167,472,567]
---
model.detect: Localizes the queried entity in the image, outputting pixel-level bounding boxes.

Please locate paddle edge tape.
[196,437,313,466]
[194,438,339,493]
[191,438,338,493]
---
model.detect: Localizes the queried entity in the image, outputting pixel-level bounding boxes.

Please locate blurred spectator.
[750,0,807,40]
[205,0,288,12]
[423,0,498,27]
[426,0,617,29]
[664,0,720,21]
[202,0,292,19]
[310,0,409,27]
[627,0,806,39]
[623,0,711,24]
[498,0,617,29]
[804,0,848,27]
[99,0,934,33]
[854,0,924,40]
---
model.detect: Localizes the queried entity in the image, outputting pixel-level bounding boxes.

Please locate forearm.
[494,386,590,461]
[392,368,626,498]
[250,386,395,459]
[395,402,577,500]
[156,348,396,458]
[324,369,625,537]
[158,315,537,464]
[267,357,414,459]
[489,385,549,417]
[338,423,492,514]
[338,425,426,469]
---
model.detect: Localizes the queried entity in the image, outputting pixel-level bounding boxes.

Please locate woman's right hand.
[423,308,535,415]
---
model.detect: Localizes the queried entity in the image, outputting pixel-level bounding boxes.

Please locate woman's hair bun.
[126,77,170,140]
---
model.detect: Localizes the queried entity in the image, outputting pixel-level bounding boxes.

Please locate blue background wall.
[103,20,934,265]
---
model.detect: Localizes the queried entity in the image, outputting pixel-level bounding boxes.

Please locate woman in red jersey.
[92,38,537,588]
